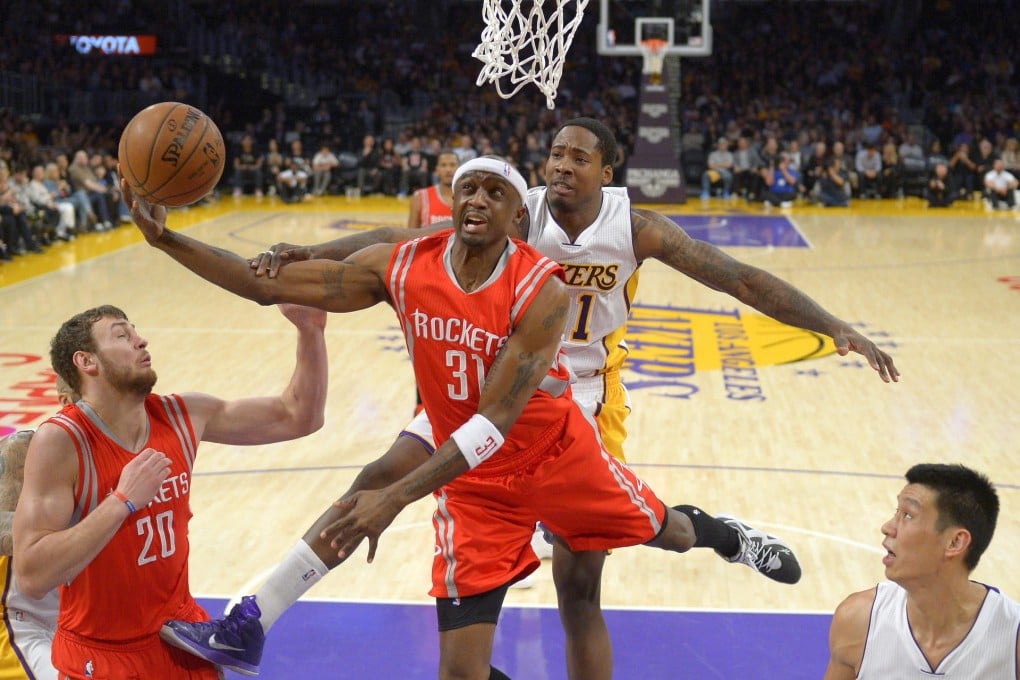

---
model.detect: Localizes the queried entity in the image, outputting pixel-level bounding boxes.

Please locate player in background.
[13,303,328,678]
[407,149,459,228]
[0,377,77,680]
[825,463,1019,679]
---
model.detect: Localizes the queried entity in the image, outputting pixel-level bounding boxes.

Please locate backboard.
[597,0,712,56]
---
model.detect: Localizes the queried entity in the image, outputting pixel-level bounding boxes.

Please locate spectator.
[67,151,112,231]
[926,162,955,208]
[879,140,902,198]
[832,141,858,198]
[731,136,758,199]
[521,134,547,187]
[232,135,264,198]
[376,138,401,197]
[802,141,829,201]
[949,142,977,199]
[276,141,311,203]
[27,164,72,241]
[972,138,998,192]
[926,139,949,171]
[311,143,339,197]
[818,156,850,207]
[43,162,89,233]
[400,137,431,197]
[700,138,734,198]
[356,135,381,195]
[898,133,927,176]
[263,139,285,197]
[855,143,882,198]
[33,164,76,240]
[1001,138,1020,177]
[983,158,1018,210]
[9,165,51,247]
[762,152,799,207]
[451,133,477,164]
[0,165,41,256]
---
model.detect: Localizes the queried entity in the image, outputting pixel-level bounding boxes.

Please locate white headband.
[452,158,529,206]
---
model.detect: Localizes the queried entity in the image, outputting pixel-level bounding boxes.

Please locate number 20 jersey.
[524,186,638,380]
[46,395,199,642]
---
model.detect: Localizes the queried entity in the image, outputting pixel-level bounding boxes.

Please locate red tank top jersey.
[414,185,452,226]
[386,230,574,466]
[47,395,201,641]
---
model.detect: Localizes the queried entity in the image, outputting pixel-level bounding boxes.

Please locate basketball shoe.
[714,515,801,584]
[160,596,265,676]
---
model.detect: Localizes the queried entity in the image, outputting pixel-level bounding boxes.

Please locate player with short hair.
[408,149,459,228]
[13,303,329,679]
[825,463,1019,678]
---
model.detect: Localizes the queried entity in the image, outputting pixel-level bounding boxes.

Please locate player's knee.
[553,551,604,605]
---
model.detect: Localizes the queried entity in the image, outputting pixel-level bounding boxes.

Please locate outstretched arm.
[251,222,453,278]
[324,276,571,562]
[632,208,898,382]
[182,304,330,446]
[125,181,390,312]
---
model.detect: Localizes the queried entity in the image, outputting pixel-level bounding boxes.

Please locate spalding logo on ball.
[118,102,226,207]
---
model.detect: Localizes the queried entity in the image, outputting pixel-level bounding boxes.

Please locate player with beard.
[13,303,329,679]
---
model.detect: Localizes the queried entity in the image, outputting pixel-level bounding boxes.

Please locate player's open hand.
[249,242,314,278]
[120,172,167,244]
[321,489,403,564]
[832,325,900,383]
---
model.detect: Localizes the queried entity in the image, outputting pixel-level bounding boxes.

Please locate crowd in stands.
[2,0,1019,262]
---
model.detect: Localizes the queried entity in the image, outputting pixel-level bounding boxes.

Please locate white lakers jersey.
[525,186,638,379]
[857,580,1020,679]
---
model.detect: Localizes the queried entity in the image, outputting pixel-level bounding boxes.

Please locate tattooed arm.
[631,207,898,382]
[126,180,391,312]
[325,276,570,561]
[0,431,32,556]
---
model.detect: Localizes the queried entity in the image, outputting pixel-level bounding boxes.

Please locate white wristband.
[451,414,504,469]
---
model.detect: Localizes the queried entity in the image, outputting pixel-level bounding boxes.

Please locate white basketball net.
[472,0,590,110]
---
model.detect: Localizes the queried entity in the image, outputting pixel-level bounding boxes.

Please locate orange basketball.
[118,102,226,207]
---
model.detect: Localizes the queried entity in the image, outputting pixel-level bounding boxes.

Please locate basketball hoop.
[639,38,668,85]
[473,0,591,110]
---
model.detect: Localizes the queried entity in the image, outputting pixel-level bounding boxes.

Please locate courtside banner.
[53,35,158,55]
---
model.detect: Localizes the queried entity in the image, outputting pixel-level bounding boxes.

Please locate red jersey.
[413,185,453,227]
[47,395,204,642]
[386,230,573,468]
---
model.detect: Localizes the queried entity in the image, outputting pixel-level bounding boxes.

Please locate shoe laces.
[741,535,784,573]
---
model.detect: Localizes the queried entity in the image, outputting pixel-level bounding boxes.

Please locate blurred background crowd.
[0,0,1017,260]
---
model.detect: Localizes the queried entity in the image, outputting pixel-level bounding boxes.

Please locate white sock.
[253,540,328,633]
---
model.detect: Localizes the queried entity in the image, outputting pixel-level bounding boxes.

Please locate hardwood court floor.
[2,193,1017,677]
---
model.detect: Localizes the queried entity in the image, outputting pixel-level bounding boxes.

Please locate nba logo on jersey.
[85,660,95,678]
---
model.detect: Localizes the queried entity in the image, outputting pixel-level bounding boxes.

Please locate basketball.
[118,102,226,207]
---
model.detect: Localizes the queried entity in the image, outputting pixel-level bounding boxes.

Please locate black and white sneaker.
[715,515,801,584]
